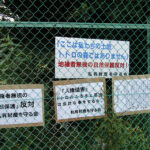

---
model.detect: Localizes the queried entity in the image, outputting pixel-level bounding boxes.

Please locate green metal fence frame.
[0,22,150,29]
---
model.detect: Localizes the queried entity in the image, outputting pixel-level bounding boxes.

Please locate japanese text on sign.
[0,85,44,128]
[53,78,106,122]
[55,37,130,78]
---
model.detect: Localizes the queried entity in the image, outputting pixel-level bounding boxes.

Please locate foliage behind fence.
[0,1,150,150]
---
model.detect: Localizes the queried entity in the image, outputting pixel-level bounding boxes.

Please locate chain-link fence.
[0,0,150,150]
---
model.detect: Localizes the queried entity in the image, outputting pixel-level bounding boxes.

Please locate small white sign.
[53,78,106,122]
[55,37,130,78]
[113,75,150,115]
[0,84,44,128]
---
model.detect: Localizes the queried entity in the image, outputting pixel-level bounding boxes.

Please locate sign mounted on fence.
[53,78,106,123]
[0,84,44,128]
[55,37,130,78]
[112,75,150,116]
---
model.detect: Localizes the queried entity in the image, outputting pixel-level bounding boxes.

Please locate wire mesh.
[0,0,149,150]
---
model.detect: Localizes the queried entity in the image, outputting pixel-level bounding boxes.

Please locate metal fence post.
[148,19,150,74]
[147,5,150,142]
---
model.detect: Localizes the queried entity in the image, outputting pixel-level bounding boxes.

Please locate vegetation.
[0,1,149,150]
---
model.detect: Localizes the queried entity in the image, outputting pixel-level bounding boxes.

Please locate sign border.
[0,84,45,128]
[53,78,107,123]
[112,74,150,116]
